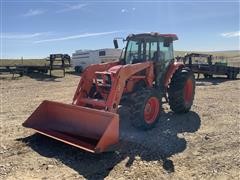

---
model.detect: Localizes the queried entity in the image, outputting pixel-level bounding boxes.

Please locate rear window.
[99,51,106,56]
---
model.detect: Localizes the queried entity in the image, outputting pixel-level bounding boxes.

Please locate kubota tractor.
[23,32,195,153]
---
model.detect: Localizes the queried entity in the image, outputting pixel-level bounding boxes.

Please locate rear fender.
[164,62,184,87]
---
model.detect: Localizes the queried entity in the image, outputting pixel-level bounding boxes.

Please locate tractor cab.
[114,32,178,67]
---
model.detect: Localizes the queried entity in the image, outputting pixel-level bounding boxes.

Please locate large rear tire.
[168,67,195,113]
[130,89,162,130]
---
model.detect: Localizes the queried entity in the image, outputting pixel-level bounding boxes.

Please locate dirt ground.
[0,72,239,180]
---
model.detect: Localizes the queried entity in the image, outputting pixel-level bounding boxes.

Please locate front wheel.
[130,89,162,130]
[168,67,195,113]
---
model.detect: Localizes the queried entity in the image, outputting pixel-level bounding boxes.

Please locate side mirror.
[113,39,119,49]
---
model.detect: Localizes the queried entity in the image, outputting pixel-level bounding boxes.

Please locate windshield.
[124,39,174,64]
[125,40,144,64]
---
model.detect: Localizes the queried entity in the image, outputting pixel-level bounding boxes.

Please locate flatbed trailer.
[183,53,240,79]
[17,65,49,73]
[0,65,49,77]
[0,54,71,78]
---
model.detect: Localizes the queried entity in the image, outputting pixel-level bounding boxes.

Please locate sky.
[1,0,240,58]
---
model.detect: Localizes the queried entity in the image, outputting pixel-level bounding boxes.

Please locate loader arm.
[72,61,119,104]
[72,61,154,113]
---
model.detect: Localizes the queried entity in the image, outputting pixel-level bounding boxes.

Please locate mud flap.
[23,100,119,153]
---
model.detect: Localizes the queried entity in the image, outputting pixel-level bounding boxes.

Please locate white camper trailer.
[71,48,122,73]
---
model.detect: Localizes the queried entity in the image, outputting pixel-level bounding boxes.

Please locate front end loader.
[23,32,195,153]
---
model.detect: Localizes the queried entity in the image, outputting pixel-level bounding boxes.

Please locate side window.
[125,41,144,64]
[125,41,138,63]
[159,41,174,62]
[150,41,158,60]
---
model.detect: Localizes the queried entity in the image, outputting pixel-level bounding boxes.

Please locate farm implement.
[183,53,239,79]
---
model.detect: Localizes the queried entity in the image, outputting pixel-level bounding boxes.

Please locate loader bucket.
[23,100,119,153]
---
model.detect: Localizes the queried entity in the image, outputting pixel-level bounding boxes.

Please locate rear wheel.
[130,89,162,130]
[168,67,195,113]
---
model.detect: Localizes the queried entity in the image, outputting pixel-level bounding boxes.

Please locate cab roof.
[126,32,178,41]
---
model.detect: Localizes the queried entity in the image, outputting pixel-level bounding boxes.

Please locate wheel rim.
[184,79,193,104]
[144,97,160,124]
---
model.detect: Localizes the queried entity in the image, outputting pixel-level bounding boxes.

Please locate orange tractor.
[23,32,195,153]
